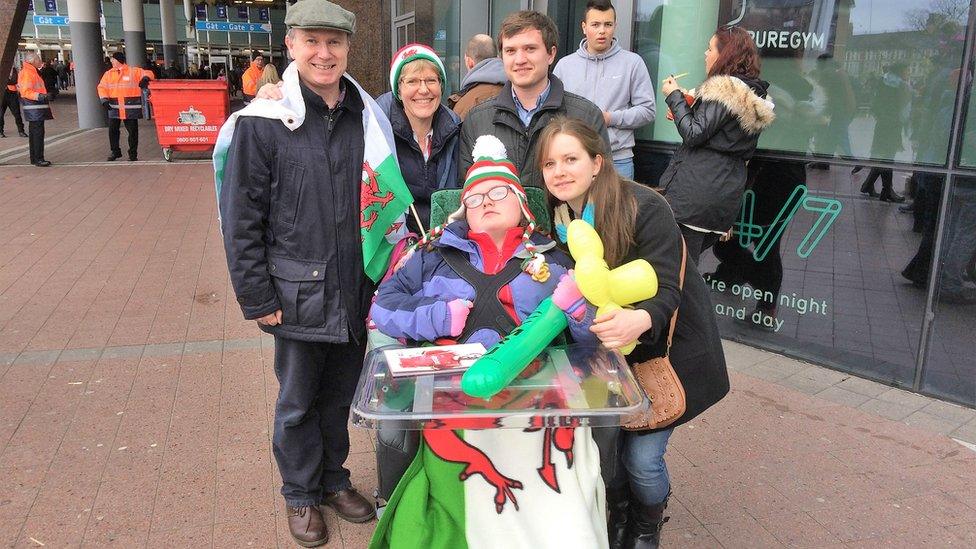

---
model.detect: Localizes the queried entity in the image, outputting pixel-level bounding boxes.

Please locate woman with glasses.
[376,44,462,235]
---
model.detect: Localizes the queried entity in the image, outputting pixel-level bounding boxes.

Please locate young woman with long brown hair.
[537,116,730,549]
[659,26,775,265]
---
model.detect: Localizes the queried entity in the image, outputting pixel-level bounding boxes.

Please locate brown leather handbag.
[622,239,688,431]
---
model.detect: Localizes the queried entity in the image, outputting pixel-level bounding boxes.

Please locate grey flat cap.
[285,0,356,34]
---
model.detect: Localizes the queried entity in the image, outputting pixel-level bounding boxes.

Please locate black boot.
[607,484,631,549]
[628,492,670,549]
[859,180,878,197]
[879,189,906,203]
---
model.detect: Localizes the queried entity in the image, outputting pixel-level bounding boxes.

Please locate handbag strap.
[665,237,689,355]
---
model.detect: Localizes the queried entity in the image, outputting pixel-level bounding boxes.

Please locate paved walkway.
[1,162,975,548]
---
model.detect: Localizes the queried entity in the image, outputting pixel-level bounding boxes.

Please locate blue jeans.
[613,157,635,180]
[622,427,674,505]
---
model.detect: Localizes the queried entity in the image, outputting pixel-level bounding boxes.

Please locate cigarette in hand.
[671,72,689,80]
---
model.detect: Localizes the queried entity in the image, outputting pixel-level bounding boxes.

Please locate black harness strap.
[439,246,524,342]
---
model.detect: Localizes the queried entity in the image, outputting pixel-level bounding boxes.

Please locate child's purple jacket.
[370,222,596,348]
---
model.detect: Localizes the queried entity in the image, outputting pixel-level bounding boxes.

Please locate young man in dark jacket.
[217,1,376,546]
[459,11,610,188]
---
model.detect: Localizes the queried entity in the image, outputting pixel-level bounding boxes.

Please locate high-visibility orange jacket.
[97,64,155,120]
[17,63,52,121]
[242,61,262,97]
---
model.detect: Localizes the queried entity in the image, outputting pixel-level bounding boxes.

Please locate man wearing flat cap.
[216,0,400,545]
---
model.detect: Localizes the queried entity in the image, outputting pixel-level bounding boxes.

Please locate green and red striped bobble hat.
[440,135,538,253]
[389,43,447,100]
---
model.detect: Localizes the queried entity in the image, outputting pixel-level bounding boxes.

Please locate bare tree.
[905,0,969,31]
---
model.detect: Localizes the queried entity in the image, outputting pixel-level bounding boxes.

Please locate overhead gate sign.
[195,21,272,33]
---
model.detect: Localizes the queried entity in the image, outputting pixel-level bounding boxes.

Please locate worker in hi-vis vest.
[97,51,154,161]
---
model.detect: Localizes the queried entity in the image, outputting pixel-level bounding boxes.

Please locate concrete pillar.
[67,0,106,128]
[121,0,147,67]
[159,0,179,66]
[182,0,194,72]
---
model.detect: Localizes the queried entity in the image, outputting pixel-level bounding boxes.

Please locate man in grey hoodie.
[448,34,507,120]
[553,0,655,179]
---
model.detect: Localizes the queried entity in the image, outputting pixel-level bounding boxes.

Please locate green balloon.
[461,297,568,399]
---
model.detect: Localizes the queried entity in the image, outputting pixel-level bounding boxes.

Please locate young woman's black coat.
[660,75,775,232]
[623,182,730,430]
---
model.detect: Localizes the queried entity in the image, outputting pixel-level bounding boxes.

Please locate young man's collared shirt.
[512,80,551,128]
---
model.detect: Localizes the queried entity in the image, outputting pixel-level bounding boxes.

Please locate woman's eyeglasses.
[463,185,512,209]
[400,77,441,91]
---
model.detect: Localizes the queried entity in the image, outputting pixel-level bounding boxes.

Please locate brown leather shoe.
[286,505,329,547]
[323,488,376,523]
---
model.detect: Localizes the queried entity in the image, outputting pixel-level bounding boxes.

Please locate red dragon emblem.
[422,387,579,514]
[361,161,395,232]
[385,221,404,236]
[400,47,420,61]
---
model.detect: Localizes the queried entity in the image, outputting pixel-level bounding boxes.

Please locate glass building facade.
[19,0,287,67]
[432,0,976,407]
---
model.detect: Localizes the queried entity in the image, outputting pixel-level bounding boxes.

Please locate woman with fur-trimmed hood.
[660,26,775,264]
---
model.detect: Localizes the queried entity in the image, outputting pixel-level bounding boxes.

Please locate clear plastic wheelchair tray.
[351,335,648,430]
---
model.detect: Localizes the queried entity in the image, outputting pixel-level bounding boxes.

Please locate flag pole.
[410,204,426,239]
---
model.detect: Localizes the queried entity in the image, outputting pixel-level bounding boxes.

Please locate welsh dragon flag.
[213,63,412,282]
[371,425,608,549]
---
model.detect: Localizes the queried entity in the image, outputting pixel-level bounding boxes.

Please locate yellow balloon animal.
[567,219,658,354]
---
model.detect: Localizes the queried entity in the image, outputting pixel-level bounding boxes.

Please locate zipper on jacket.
[407,134,432,173]
[518,127,531,172]
[495,107,545,174]
[321,110,345,313]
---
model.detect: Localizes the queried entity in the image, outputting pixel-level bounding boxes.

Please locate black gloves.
[139,76,150,89]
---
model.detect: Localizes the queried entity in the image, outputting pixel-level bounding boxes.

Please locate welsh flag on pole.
[358,86,413,282]
[213,63,411,283]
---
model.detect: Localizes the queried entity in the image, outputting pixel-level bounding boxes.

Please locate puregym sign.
[750,29,827,50]
[720,0,833,56]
